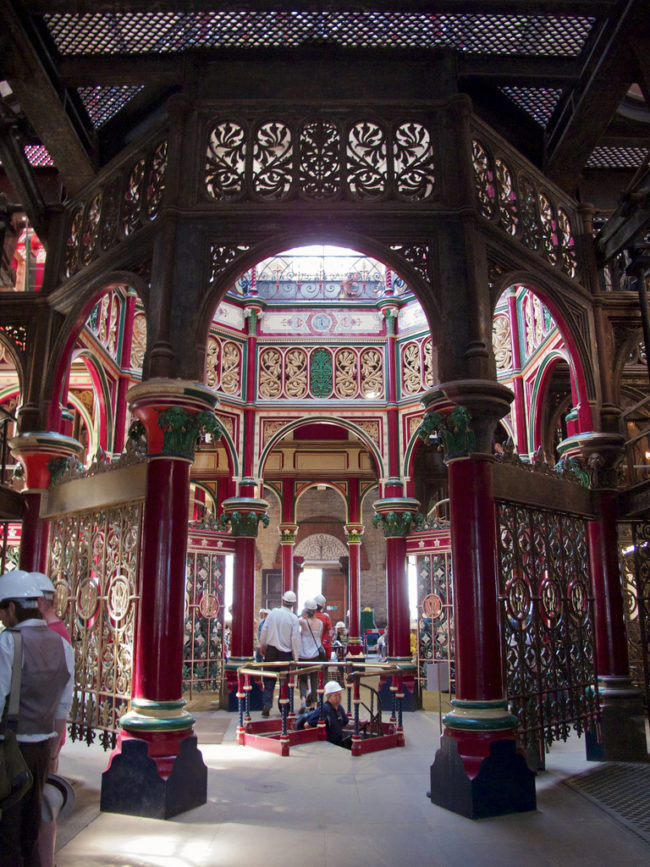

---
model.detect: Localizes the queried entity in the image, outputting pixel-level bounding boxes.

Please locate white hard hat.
[335,621,345,629]
[28,571,55,598]
[324,680,344,696]
[314,593,326,606]
[282,590,297,604]
[0,570,44,607]
[304,598,317,612]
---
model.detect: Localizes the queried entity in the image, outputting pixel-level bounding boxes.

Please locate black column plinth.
[100,735,207,819]
[428,736,536,819]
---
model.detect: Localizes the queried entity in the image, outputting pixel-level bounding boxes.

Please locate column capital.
[9,431,84,489]
[372,497,423,537]
[344,523,365,544]
[557,431,626,490]
[279,522,299,544]
[420,379,513,457]
[219,497,270,537]
[126,378,221,460]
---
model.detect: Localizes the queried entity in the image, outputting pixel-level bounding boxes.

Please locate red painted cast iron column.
[344,477,363,656]
[9,432,84,572]
[558,432,647,761]
[279,480,298,593]
[423,381,536,819]
[102,379,220,816]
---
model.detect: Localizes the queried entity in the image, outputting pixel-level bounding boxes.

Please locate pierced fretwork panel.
[497,503,599,762]
[621,523,650,727]
[416,552,455,694]
[184,550,225,698]
[48,501,143,750]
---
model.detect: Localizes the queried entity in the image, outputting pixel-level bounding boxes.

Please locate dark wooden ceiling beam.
[543,0,646,193]
[21,1,617,16]
[57,50,582,90]
[0,0,95,196]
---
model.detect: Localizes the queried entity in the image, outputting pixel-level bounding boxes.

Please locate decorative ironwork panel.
[538,192,559,266]
[252,122,293,200]
[557,208,577,279]
[360,348,383,399]
[205,122,247,200]
[145,140,168,219]
[122,158,146,236]
[298,120,341,200]
[622,523,650,726]
[519,176,541,252]
[81,192,102,265]
[334,348,358,398]
[64,209,83,279]
[346,121,387,200]
[393,122,435,201]
[496,158,518,236]
[184,549,225,697]
[286,348,308,398]
[48,501,143,750]
[497,502,599,762]
[416,552,455,692]
[310,347,333,397]
[472,139,496,219]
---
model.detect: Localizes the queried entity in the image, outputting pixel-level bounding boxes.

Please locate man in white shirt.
[259,590,301,717]
[0,570,74,865]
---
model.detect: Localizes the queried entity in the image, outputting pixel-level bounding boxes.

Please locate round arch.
[196,233,440,382]
[45,273,149,432]
[258,415,385,482]
[71,348,113,453]
[529,350,573,456]
[490,275,595,434]
[295,481,348,519]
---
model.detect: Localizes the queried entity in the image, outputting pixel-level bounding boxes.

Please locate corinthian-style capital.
[372,497,423,538]
[420,379,513,458]
[126,378,220,460]
[557,432,626,490]
[219,497,270,537]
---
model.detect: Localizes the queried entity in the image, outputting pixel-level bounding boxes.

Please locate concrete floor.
[55,710,650,867]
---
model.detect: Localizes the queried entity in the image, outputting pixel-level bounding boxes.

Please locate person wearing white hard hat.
[0,570,74,865]
[298,680,351,748]
[313,593,333,661]
[259,589,301,717]
[297,599,325,710]
[28,572,72,867]
[30,571,71,645]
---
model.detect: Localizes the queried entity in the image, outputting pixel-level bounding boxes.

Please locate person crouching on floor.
[299,680,351,749]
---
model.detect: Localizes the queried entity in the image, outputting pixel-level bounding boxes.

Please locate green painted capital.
[372,509,424,537]
[48,454,84,486]
[416,405,476,460]
[157,406,223,459]
[219,499,270,537]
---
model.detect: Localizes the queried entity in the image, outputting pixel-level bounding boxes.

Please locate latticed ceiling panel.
[586,147,649,170]
[42,11,595,55]
[23,145,53,167]
[77,86,144,127]
[500,86,563,127]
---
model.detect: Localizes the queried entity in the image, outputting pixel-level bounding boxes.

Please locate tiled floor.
[55,711,650,867]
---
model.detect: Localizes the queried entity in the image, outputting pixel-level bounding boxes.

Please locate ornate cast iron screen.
[415,550,455,701]
[620,523,650,726]
[184,547,225,699]
[497,502,599,763]
[48,501,143,750]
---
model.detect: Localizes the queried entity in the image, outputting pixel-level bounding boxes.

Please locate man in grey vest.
[0,570,74,866]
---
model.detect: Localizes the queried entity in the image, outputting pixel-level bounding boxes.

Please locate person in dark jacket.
[299,680,351,748]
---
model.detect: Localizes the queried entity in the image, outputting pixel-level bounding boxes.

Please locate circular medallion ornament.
[76,577,100,622]
[568,580,588,621]
[506,575,531,621]
[422,593,443,620]
[311,312,332,332]
[199,593,220,619]
[108,574,131,622]
[540,577,562,623]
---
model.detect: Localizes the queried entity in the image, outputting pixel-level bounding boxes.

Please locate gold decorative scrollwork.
[360,348,383,398]
[130,313,147,370]
[492,314,512,371]
[334,348,358,398]
[221,341,241,394]
[259,348,283,398]
[205,335,220,389]
[402,341,422,393]
[286,349,308,398]
[423,337,434,387]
